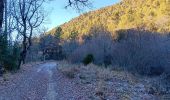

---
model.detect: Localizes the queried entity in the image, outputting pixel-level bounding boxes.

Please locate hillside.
[48,0,170,39]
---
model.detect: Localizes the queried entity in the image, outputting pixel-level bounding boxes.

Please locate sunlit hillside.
[49,0,170,39]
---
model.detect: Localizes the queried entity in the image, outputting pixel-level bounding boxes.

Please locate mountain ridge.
[48,0,170,39]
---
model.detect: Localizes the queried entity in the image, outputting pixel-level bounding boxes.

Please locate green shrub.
[3,45,20,71]
[4,57,18,71]
[83,54,94,65]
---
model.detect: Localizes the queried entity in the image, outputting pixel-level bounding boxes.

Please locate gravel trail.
[0,62,88,100]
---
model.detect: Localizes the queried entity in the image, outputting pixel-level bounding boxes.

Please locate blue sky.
[44,0,120,30]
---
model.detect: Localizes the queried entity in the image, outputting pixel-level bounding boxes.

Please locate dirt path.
[0,62,159,100]
[0,62,89,100]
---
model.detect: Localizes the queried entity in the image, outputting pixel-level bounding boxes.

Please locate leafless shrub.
[26,37,42,62]
[68,30,113,65]
[65,28,170,76]
[62,40,80,59]
[111,30,170,75]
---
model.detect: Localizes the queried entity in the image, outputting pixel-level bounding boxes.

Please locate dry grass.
[58,61,80,79]
[0,72,12,86]
[95,80,107,99]
[2,73,10,81]
[58,61,138,83]
[96,68,113,81]
[60,67,79,79]
[58,61,169,99]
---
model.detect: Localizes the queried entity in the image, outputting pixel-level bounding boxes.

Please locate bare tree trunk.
[4,0,7,36]
[28,27,33,50]
[20,26,33,65]
[18,20,27,67]
[0,0,4,31]
[18,34,27,67]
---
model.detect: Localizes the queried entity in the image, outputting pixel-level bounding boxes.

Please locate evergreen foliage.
[83,54,94,65]
[55,27,63,39]
[48,0,170,39]
[0,34,20,71]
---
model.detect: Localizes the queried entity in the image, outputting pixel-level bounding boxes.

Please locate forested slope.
[48,0,170,39]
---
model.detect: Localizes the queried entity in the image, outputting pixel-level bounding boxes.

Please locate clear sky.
[44,0,120,30]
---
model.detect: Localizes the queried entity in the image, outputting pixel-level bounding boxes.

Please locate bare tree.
[9,0,90,67]
[4,0,7,36]
[0,0,4,32]
[12,0,45,67]
[6,0,17,40]
[65,0,91,11]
